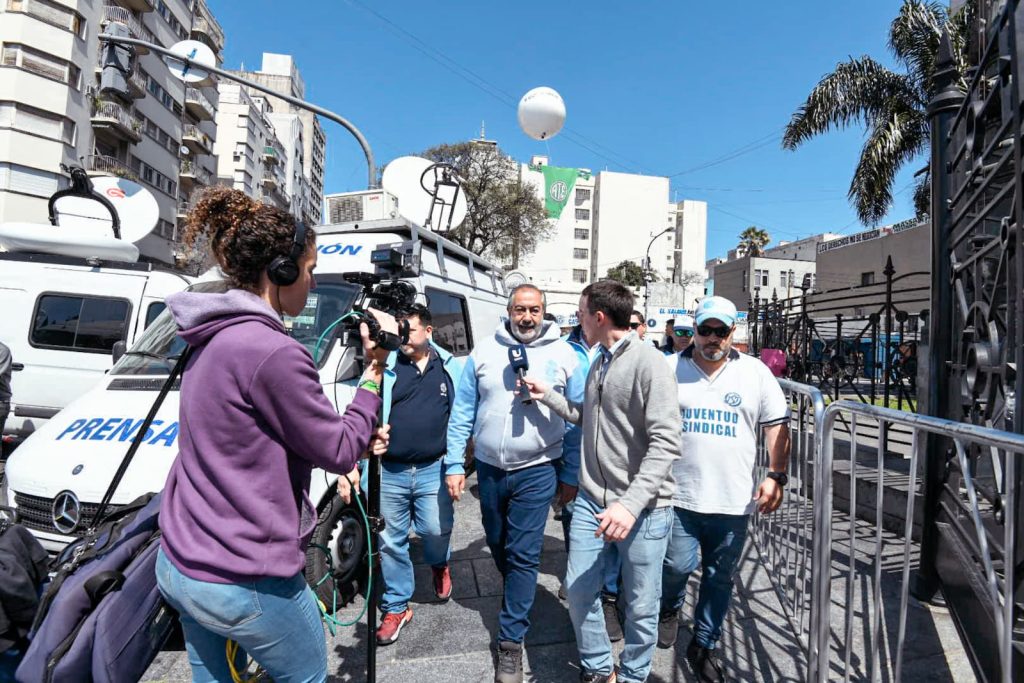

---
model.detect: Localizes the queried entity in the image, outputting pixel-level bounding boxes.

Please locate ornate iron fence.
[747,260,928,416]
[917,2,1024,680]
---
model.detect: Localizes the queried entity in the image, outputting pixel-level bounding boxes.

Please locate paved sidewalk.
[142,471,967,682]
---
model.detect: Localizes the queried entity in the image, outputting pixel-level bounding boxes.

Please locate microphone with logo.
[508,344,532,405]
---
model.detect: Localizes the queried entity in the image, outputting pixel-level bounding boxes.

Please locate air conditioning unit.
[325,190,398,224]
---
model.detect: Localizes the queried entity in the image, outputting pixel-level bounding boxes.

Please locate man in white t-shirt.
[657,296,791,682]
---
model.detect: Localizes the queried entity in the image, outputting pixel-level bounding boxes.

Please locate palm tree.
[738,226,770,256]
[783,0,973,225]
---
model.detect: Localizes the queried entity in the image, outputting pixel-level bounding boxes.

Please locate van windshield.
[110,277,361,375]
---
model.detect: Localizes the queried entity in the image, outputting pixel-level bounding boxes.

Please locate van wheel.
[305,492,368,609]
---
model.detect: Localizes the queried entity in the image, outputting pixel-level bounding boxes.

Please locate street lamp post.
[642,226,673,320]
[98,34,378,188]
[97,32,385,681]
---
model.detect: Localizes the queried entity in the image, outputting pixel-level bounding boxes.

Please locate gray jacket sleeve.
[541,388,582,426]
[618,352,681,518]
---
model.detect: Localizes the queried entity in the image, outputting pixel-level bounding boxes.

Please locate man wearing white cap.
[657,296,791,682]
[668,316,695,355]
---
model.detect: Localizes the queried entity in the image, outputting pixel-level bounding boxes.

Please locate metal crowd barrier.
[812,400,1024,683]
[751,379,826,667]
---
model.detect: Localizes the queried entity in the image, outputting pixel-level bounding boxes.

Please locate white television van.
[4,218,509,604]
[0,170,193,444]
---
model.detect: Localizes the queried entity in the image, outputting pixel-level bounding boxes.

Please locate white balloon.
[517,87,566,141]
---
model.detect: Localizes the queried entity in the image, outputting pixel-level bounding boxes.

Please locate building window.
[5,0,86,37]
[0,43,80,89]
[155,218,175,240]
[573,248,589,260]
[860,271,875,286]
[575,208,590,220]
[0,161,65,197]
[753,269,768,288]
[572,269,588,284]
[31,294,131,352]
[0,101,76,144]
[424,287,472,356]
[575,188,591,202]
[574,228,589,240]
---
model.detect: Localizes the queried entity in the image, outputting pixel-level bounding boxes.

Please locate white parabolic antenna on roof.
[381,156,468,232]
[52,176,160,243]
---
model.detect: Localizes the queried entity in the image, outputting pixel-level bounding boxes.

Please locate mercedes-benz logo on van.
[51,491,82,535]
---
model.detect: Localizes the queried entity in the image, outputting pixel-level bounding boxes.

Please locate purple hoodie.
[160,288,380,584]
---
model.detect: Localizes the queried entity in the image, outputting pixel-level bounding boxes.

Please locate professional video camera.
[339,239,423,351]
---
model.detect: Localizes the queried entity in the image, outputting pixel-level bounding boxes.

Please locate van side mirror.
[111,340,126,364]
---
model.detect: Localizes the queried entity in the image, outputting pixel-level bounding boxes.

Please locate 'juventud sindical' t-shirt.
[669,347,789,515]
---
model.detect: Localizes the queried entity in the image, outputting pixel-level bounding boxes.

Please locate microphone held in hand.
[508,344,532,405]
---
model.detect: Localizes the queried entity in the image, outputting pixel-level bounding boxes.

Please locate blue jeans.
[155,548,327,682]
[566,492,672,682]
[661,507,749,649]
[476,459,557,643]
[561,502,621,596]
[379,458,454,613]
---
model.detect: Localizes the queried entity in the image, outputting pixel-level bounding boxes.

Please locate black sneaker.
[601,594,623,642]
[495,640,523,683]
[656,607,680,649]
[580,670,617,682]
[686,638,726,682]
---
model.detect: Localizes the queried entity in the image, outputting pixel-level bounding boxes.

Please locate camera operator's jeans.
[379,458,454,614]
[660,508,749,649]
[566,493,671,682]
[155,548,327,683]
[476,459,556,644]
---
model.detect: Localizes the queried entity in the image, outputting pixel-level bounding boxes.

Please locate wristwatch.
[766,471,789,487]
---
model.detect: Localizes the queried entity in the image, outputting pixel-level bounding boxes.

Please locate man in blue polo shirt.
[339,304,463,646]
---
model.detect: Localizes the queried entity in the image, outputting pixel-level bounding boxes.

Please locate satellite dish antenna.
[180,145,190,156]
[518,87,566,141]
[165,39,215,84]
[504,271,529,289]
[382,156,468,232]
[52,176,159,243]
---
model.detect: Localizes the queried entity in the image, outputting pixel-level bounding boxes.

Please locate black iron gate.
[921,3,1024,680]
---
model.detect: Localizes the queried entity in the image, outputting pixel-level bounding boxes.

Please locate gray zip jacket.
[542,332,681,517]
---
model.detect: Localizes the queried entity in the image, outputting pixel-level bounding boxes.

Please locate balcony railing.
[261,170,279,187]
[191,15,224,52]
[127,67,147,97]
[91,100,143,141]
[101,6,153,51]
[182,125,212,153]
[180,160,212,186]
[84,154,139,182]
[263,146,280,164]
[184,87,215,120]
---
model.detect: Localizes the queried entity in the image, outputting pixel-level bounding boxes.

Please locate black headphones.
[266,219,308,286]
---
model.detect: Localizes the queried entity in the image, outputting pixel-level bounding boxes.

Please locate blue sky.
[209,0,918,262]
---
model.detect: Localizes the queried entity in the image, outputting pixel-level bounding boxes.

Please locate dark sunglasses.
[696,324,732,339]
[673,328,694,338]
[629,322,643,330]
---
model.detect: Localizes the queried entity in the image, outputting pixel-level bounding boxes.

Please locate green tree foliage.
[415,142,551,265]
[783,0,973,225]
[606,260,650,288]
[738,226,770,256]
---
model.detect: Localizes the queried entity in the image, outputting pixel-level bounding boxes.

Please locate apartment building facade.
[0,0,224,266]
[230,53,325,224]
[213,83,291,211]
[517,158,707,319]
